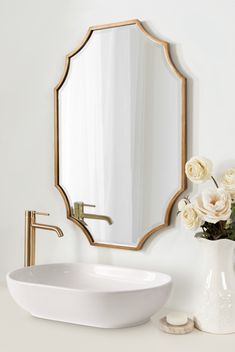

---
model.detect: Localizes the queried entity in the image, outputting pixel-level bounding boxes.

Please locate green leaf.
[195,232,208,239]
[231,207,235,222]
[227,227,235,241]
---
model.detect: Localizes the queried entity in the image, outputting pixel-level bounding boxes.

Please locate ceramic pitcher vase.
[194,238,235,334]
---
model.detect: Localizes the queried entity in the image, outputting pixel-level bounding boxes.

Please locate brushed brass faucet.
[24,210,64,267]
[73,202,113,226]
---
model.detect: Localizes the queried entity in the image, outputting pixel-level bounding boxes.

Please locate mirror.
[55,19,186,250]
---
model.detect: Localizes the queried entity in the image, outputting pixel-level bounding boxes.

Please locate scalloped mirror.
[54,19,186,250]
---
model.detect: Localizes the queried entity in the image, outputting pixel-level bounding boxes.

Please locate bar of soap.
[159,317,194,334]
[166,312,188,326]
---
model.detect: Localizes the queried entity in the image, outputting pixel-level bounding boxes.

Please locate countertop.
[0,284,235,352]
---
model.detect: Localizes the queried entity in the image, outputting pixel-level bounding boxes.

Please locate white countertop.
[1,284,235,352]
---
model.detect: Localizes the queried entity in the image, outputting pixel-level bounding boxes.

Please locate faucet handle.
[83,203,96,208]
[35,212,50,216]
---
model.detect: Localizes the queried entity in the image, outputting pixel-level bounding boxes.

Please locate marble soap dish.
[159,312,194,334]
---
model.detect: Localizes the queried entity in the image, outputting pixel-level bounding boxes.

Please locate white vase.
[194,238,235,334]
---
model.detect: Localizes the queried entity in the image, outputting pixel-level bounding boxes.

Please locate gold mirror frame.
[54,19,187,250]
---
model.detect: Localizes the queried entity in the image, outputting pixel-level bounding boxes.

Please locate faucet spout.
[32,223,64,237]
[83,213,113,225]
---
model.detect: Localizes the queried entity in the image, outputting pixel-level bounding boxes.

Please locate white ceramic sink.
[7,263,172,328]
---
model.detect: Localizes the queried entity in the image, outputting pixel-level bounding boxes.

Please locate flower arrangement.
[178,156,235,240]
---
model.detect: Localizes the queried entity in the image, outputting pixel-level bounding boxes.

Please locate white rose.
[185,156,212,183]
[194,188,231,224]
[221,168,235,201]
[178,198,189,212]
[181,204,204,230]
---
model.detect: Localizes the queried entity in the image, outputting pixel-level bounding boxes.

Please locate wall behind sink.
[1,0,235,312]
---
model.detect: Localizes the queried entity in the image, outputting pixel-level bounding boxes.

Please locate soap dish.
[159,317,194,334]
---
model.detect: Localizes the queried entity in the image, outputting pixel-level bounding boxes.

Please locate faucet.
[24,210,64,267]
[73,202,113,226]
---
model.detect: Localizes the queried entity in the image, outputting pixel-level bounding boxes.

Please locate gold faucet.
[73,202,113,226]
[24,210,64,267]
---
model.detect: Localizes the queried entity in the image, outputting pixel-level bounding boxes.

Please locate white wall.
[1,0,235,312]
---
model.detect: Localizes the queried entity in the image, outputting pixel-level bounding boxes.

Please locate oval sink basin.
[7,263,172,328]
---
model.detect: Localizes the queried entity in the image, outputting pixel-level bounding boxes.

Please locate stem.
[211,175,219,188]
[185,195,191,204]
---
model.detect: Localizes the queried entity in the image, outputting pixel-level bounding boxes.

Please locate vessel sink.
[7,263,172,328]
